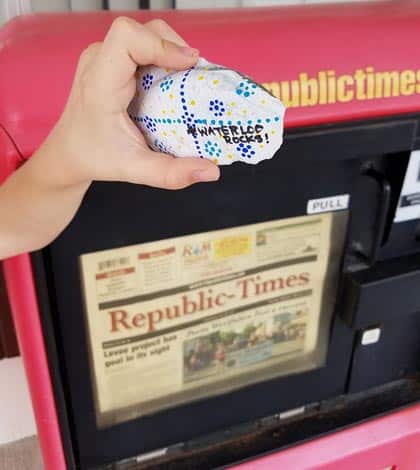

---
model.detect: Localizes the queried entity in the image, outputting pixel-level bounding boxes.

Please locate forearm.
[0,18,218,260]
[0,140,90,259]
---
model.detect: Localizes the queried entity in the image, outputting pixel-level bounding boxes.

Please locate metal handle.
[354,164,391,265]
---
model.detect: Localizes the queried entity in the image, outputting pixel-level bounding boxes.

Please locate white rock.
[128,58,286,166]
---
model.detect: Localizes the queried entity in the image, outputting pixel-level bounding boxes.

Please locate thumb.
[126,151,220,189]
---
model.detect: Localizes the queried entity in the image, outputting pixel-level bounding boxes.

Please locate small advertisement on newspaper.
[80,212,346,428]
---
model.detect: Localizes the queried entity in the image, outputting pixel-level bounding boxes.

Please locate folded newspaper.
[80,212,346,427]
[128,58,286,165]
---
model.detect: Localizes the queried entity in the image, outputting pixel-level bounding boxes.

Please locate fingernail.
[180,46,199,57]
[193,169,220,183]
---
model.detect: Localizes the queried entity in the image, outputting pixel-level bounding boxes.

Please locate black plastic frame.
[31,112,420,469]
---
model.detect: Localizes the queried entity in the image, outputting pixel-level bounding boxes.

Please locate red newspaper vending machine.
[2,2,420,469]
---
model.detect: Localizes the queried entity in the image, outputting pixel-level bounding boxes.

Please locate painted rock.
[128,58,286,165]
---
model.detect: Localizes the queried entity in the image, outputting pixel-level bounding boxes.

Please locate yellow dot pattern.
[134,70,281,165]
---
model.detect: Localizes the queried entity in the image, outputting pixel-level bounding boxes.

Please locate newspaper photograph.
[79,212,346,427]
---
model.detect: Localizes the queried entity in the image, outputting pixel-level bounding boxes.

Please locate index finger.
[145,18,189,47]
[99,17,199,90]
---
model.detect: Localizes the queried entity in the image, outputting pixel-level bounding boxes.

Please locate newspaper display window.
[80,211,348,428]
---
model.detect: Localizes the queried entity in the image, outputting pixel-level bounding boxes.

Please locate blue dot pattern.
[180,67,203,157]
[129,58,286,165]
[236,80,257,98]
[237,143,256,159]
[154,138,168,153]
[204,140,222,158]
[209,99,225,117]
[143,116,156,132]
[142,73,154,91]
[159,77,174,92]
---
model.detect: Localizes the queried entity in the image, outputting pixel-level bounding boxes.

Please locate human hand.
[45,17,220,189]
[0,18,222,259]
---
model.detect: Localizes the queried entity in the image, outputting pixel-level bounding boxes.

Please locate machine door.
[33,116,417,469]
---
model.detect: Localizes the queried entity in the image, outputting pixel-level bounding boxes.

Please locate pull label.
[307,194,350,214]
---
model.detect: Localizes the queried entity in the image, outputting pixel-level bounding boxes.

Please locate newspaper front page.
[80,213,344,427]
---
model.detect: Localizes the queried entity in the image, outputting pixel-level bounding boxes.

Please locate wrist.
[26,144,91,200]
[31,119,93,191]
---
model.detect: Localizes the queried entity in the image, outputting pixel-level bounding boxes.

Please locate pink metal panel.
[235,404,420,470]
[2,255,66,470]
[2,4,420,469]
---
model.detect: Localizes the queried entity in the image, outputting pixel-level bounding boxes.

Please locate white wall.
[108,0,138,9]
[70,0,172,11]
[151,0,173,9]
[0,0,379,22]
[31,0,70,11]
[68,0,102,10]
[0,358,37,445]
[0,0,31,25]
[176,0,382,7]
[177,0,240,7]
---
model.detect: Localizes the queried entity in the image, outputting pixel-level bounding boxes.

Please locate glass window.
[80,211,348,427]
